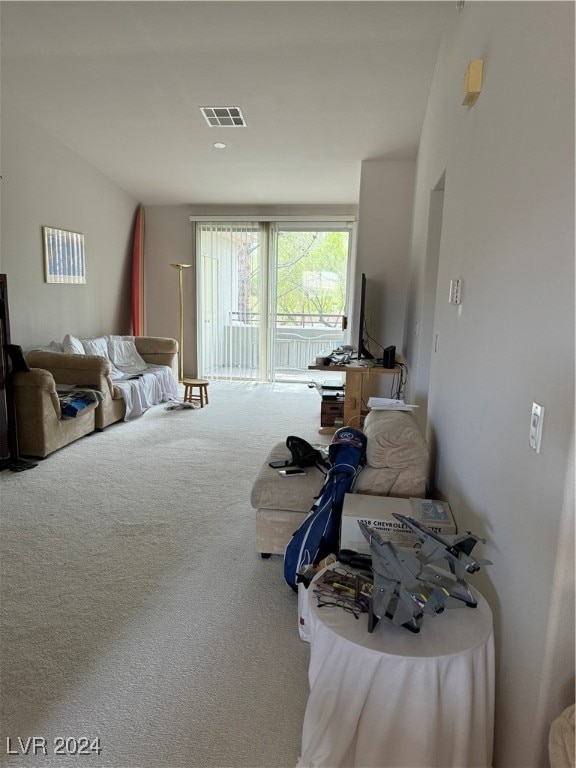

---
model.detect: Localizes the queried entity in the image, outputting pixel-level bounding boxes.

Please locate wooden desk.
[308,363,399,427]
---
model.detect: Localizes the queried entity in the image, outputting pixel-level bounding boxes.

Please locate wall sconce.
[170,263,192,381]
[463,59,483,106]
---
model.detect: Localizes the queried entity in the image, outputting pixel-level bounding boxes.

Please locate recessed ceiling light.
[200,106,247,128]
[214,142,227,150]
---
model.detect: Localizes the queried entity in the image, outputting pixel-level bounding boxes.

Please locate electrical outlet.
[529,402,544,453]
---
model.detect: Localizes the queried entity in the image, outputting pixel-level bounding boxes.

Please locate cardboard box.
[340,494,456,554]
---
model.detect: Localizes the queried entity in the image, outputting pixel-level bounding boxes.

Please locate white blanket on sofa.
[112,364,178,420]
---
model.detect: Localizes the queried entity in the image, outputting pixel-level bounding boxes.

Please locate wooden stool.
[182,378,209,407]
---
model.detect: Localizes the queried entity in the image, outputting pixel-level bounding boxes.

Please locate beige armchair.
[13,368,98,458]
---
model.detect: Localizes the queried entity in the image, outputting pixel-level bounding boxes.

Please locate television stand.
[308,361,400,428]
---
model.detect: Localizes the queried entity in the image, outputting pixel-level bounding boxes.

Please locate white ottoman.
[251,442,325,557]
[251,412,430,558]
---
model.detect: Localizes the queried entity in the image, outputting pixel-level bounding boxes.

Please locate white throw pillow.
[81,337,110,358]
[108,338,146,369]
[62,334,85,355]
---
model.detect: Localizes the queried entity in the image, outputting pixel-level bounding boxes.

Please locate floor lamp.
[170,263,192,382]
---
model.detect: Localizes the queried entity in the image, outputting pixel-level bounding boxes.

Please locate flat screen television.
[356,272,374,360]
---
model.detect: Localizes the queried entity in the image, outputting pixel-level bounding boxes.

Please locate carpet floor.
[0,381,327,768]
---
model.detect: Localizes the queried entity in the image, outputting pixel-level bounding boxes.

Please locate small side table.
[298,565,495,768]
[182,378,209,407]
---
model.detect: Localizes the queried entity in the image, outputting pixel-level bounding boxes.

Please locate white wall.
[406,4,574,766]
[0,111,138,348]
[355,160,415,399]
[356,160,415,356]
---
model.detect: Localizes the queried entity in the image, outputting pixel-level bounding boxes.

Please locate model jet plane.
[357,516,492,632]
[391,513,492,576]
[357,520,449,632]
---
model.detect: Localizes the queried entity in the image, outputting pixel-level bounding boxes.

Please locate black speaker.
[382,345,396,369]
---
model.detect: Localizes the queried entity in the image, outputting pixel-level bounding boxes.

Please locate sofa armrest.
[135,336,178,376]
[14,368,61,419]
[135,336,177,356]
[25,350,114,394]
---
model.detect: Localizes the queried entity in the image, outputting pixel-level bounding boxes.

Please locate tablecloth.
[298,570,494,768]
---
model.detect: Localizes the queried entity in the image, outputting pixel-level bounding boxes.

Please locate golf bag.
[283,427,367,591]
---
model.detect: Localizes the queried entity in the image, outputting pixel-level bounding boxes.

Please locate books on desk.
[367,397,417,411]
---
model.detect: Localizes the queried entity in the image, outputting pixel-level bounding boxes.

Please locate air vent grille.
[200,107,246,127]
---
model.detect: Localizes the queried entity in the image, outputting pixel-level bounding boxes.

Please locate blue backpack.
[283,427,367,591]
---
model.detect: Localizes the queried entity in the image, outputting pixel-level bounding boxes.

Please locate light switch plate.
[449,279,462,305]
[529,402,544,453]
[452,279,462,305]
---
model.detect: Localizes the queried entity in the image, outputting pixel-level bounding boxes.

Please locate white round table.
[297,567,495,768]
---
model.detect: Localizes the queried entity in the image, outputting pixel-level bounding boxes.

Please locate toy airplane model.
[391,513,492,577]
[357,521,446,632]
[357,516,492,633]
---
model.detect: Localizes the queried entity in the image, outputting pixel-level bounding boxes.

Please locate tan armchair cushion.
[354,410,429,497]
[251,443,325,513]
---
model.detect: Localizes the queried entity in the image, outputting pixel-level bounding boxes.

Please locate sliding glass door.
[270,227,350,382]
[196,220,352,382]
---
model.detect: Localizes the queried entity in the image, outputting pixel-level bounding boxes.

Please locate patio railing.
[203,315,345,379]
[230,311,344,329]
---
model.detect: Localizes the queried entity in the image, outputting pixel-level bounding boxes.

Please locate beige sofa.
[26,336,178,429]
[251,409,429,557]
[15,336,178,457]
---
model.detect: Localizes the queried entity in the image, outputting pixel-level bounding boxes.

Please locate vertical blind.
[197,222,263,380]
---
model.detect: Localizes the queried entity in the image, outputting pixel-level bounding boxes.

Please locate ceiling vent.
[200,107,246,127]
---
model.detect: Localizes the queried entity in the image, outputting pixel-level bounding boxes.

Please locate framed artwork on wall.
[42,226,86,284]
